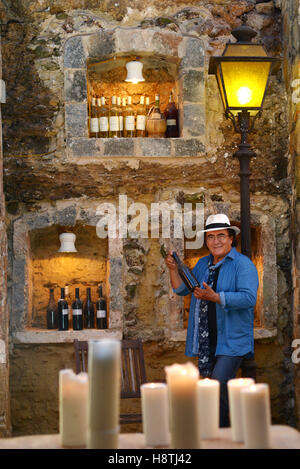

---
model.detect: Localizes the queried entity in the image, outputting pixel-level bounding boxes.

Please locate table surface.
[0,426,299,449]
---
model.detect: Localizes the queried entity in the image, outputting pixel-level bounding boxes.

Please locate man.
[165,213,259,427]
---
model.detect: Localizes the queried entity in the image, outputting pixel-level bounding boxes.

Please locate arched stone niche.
[10,203,123,341]
[63,28,206,158]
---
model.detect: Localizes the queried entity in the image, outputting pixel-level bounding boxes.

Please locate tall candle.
[165,362,200,449]
[59,369,88,448]
[241,383,271,449]
[197,378,220,439]
[227,378,254,442]
[141,383,170,447]
[87,339,121,449]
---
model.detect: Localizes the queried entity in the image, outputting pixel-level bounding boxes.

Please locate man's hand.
[165,252,178,272]
[194,282,221,303]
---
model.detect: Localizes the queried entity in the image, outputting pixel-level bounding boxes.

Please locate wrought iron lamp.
[209,19,280,258]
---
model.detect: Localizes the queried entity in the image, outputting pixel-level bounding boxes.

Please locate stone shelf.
[67,137,206,158]
[12,328,122,344]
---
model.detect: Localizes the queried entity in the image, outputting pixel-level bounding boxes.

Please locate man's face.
[205,229,233,259]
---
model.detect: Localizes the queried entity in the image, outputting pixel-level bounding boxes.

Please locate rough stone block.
[65,104,88,138]
[11,258,26,332]
[109,258,123,311]
[64,36,86,68]
[84,31,115,59]
[182,70,204,102]
[53,206,77,226]
[152,31,183,56]
[181,37,205,68]
[67,138,102,157]
[182,104,205,137]
[173,138,205,156]
[26,213,50,230]
[104,138,134,156]
[64,70,87,103]
[139,138,171,157]
[115,28,155,53]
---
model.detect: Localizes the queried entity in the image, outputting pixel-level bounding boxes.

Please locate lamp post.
[209,19,281,259]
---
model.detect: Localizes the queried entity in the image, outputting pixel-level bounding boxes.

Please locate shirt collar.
[208,247,236,267]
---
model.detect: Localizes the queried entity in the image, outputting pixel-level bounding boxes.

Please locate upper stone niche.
[64,27,206,158]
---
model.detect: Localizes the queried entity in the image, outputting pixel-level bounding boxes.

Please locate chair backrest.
[73,338,147,399]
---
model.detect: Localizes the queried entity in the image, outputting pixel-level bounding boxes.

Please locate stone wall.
[0,0,298,435]
[282,0,300,428]
[0,34,10,436]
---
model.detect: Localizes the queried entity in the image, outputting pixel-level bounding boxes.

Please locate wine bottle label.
[125,115,135,130]
[72,309,82,316]
[97,310,107,318]
[136,115,146,130]
[119,116,124,131]
[167,119,177,126]
[99,116,109,131]
[109,116,119,131]
[90,118,99,133]
[62,308,69,316]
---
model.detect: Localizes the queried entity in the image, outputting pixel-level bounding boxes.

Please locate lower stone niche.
[28,224,108,329]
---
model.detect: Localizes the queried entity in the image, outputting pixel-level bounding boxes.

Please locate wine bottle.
[47,288,58,329]
[117,97,124,137]
[84,287,95,329]
[98,96,109,138]
[164,92,179,138]
[172,252,200,292]
[96,285,107,329]
[90,97,99,138]
[146,94,167,138]
[136,96,146,137]
[109,96,120,138]
[124,96,135,138]
[58,287,69,331]
[72,288,83,330]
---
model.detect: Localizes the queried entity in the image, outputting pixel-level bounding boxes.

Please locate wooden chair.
[73,338,147,424]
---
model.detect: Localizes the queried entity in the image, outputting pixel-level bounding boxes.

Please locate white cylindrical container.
[59,369,88,448]
[197,378,220,440]
[241,383,271,449]
[141,383,170,447]
[87,339,121,449]
[165,362,200,449]
[58,233,77,252]
[227,378,254,442]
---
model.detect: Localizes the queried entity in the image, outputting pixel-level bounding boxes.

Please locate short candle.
[227,378,254,442]
[59,369,88,448]
[141,383,170,447]
[197,378,220,440]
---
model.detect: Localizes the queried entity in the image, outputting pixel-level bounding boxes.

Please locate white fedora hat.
[198,214,240,235]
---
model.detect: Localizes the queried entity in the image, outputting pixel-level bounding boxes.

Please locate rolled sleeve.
[173,282,190,296]
[218,291,226,308]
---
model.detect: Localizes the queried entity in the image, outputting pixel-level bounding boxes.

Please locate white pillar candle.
[59,369,88,448]
[165,362,200,449]
[87,339,121,449]
[227,378,254,442]
[197,378,220,439]
[241,383,271,449]
[141,383,170,447]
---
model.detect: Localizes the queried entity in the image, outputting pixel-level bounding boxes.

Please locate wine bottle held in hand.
[47,288,58,329]
[58,287,69,331]
[96,285,107,329]
[72,287,83,330]
[84,287,95,329]
[172,252,200,292]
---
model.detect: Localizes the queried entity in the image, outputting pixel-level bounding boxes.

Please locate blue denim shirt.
[173,247,259,357]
